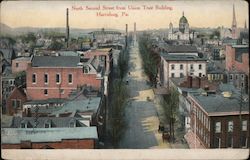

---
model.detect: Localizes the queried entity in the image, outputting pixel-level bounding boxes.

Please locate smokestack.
[66,8,69,48]
[134,22,136,42]
[125,24,128,48]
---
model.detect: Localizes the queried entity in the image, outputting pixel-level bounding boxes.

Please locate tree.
[110,79,128,147]
[138,33,159,87]
[161,87,179,142]
[48,41,64,50]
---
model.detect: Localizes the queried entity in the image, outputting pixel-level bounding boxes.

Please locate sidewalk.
[184,129,206,149]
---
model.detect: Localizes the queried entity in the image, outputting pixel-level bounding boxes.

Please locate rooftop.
[1,127,98,144]
[32,56,81,67]
[190,93,249,115]
[161,45,198,53]
[10,117,87,128]
[13,57,31,61]
[161,53,207,61]
[50,97,101,116]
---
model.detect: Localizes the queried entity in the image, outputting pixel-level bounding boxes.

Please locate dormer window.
[44,120,51,128]
[20,121,26,128]
[69,120,76,127]
[83,66,89,74]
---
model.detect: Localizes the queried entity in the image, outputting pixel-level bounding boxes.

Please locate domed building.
[168,12,196,41]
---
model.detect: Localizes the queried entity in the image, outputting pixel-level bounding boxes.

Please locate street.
[118,39,168,149]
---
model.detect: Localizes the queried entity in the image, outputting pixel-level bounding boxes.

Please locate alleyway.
[118,39,169,149]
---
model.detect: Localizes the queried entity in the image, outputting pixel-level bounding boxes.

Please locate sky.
[0,0,248,31]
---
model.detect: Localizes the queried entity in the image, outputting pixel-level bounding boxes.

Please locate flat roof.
[2,127,98,144]
[161,53,207,61]
[190,93,249,115]
[32,56,81,67]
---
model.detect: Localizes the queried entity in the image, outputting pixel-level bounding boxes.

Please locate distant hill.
[0,23,124,37]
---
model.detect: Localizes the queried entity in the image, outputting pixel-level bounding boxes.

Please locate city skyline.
[0,0,248,31]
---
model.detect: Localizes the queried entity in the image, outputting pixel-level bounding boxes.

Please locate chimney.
[187,76,192,88]
[125,24,128,48]
[66,8,69,48]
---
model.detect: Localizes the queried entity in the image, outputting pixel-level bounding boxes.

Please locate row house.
[186,92,249,148]
[159,45,207,87]
[26,55,104,100]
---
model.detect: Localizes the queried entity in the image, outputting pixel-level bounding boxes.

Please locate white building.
[168,12,197,41]
[159,45,207,87]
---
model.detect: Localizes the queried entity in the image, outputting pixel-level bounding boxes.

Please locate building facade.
[26,56,103,100]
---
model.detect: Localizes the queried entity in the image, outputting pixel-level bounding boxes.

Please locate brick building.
[6,87,27,116]
[11,57,31,74]
[26,56,104,100]
[225,45,249,93]
[186,92,249,148]
[2,127,98,149]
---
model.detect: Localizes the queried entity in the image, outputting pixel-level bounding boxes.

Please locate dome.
[179,11,189,33]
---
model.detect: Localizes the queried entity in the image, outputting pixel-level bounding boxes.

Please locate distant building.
[220,5,239,40]
[159,45,207,87]
[2,127,98,149]
[225,45,249,93]
[12,57,31,74]
[26,56,104,100]
[168,12,197,41]
[186,91,249,148]
[6,86,27,116]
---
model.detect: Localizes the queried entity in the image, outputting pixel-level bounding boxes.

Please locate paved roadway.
[118,39,166,149]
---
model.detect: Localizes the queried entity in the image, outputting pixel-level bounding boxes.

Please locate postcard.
[0,0,249,159]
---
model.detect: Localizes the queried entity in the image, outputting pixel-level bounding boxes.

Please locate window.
[242,120,247,131]
[199,73,202,77]
[56,74,60,84]
[16,63,19,67]
[60,89,64,94]
[16,99,21,108]
[241,83,244,88]
[69,121,75,127]
[215,122,221,133]
[228,121,233,132]
[241,136,248,148]
[45,122,50,128]
[227,134,233,148]
[235,75,238,80]
[68,74,73,84]
[44,74,48,84]
[12,100,16,108]
[32,74,36,83]
[230,74,233,80]
[199,64,202,70]
[180,73,184,78]
[44,89,48,95]
[180,64,183,70]
[21,122,26,128]
[171,73,175,78]
[171,64,175,70]
[214,137,221,148]
[241,74,244,80]
[84,66,89,73]
[190,64,194,70]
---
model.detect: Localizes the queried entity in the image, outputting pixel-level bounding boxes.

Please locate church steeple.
[182,11,184,17]
[231,4,237,39]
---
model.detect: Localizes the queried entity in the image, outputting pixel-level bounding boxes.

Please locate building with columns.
[168,12,197,41]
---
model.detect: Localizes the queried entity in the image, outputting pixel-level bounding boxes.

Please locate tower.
[125,24,128,48]
[134,22,136,41]
[66,8,69,48]
[231,4,237,39]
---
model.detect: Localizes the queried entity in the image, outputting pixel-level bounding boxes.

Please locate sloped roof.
[10,117,87,128]
[0,48,15,63]
[190,93,249,114]
[163,45,198,53]
[2,127,98,144]
[50,97,101,116]
[32,56,81,67]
